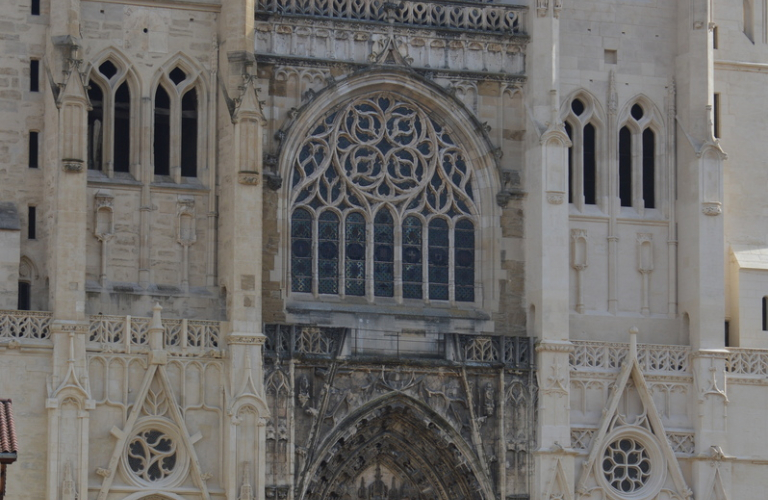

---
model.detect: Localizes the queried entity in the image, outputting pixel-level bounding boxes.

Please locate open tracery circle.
[598,428,665,500]
[128,429,178,482]
[602,437,650,493]
[122,420,188,487]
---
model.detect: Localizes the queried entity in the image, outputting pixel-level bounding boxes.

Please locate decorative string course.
[256,0,524,35]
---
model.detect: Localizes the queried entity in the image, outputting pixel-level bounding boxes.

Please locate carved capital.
[238,171,261,186]
[702,202,722,216]
[62,159,84,173]
[546,191,565,205]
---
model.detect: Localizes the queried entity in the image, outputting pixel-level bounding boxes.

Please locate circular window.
[602,438,651,493]
[598,428,665,500]
[122,420,189,488]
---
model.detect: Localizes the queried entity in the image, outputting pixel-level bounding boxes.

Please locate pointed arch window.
[289,92,478,303]
[619,103,658,211]
[88,60,134,175]
[152,65,203,182]
[564,97,599,209]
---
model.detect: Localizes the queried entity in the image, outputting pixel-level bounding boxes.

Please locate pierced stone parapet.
[0,309,52,340]
[570,341,690,374]
[256,0,524,35]
[726,348,768,376]
[88,314,220,353]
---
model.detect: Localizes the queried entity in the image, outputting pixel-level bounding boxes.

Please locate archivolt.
[300,392,494,500]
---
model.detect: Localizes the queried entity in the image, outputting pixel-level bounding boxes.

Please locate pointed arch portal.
[301,393,493,500]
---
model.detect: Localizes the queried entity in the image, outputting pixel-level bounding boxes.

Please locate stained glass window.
[289,92,478,303]
[402,216,423,299]
[318,211,339,294]
[455,219,475,302]
[428,219,449,301]
[374,208,394,297]
[345,212,366,296]
[291,209,312,293]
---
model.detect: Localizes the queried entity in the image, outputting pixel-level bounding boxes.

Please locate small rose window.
[602,437,651,493]
[127,429,178,482]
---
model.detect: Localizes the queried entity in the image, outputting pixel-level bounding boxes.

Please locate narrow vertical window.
[402,216,423,299]
[28,206,36,240]
[744,0,754,43]
[28,131,38,168]
[180,88,198,177]
[317,211,339,295]
[583,123,596,205]
[114,81,131,173]
[454,219,474,302]
[153,86,171,176]
[642,128,655,209]
[345,213,366,296]
[31,0,40,15]
[373,208,394,297]
[619,126,632,207]
[763,297,768,331]
[565,121,573,204]
[18,282,31,311]
[88,83,104,170]
[428,218,449,300]
[713,26,719,49]
[291,209,312,293]
[30,59,39,92]
[713,93,720,139]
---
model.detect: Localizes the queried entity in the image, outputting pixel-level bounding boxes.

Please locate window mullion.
[170,92,182,183]
[422,217,429,304]
[312,213,319,298]
[339,213,347,300]
[103,90,115,177]
[365,217,374,302]
[394,217,403,304]
[448,221,456,305]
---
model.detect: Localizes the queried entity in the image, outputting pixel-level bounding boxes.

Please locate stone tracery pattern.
[290,92,478,302]
[127,429,179,483]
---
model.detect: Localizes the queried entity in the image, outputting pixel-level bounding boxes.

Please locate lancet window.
[619,103,657,211]
[564,96,599,209]
[153,66,200,180]
[88,60,133,175]
[290,92,478,303]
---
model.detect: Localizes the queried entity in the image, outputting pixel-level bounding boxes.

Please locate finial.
[629,327,638,361]
[151,302,163,330]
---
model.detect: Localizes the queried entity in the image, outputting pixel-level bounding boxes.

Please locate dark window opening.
[373,208,394,297]
[28,131,38,168]
[713,26,719,49]
[583,123,596,205]
[454,219,475,302]
[18,282,31,311]
[87,83,104,170]
[642,128,655,209]
[571,99,585,116]
[154,86,171,176]
[402,216,423,300]
[428,218,449,301]
[180,89,197,177]
[763,297,768,331]
[619,126,632,207]
[31,0,40,15]
[99,60,118,80]
[114,82,131,173]
[565,122,573,204]
[169,67,187,85]
[30,59,39,92]
[713,93,720,139]
[724,320,730,347]
[291,209,313,293]
[631,104,644,120]
[318,211,339,295]
[345,213,366,296]
[27,206,36,240]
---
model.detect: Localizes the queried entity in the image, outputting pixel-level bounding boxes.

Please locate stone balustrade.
[570,341,691,374]
[88,314,220,350]
[0,309,52,340]
[256,0,525,35]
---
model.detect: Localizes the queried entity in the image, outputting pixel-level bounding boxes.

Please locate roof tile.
[0,399,18,455]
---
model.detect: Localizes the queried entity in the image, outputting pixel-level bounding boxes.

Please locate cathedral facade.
[0,0,765,499]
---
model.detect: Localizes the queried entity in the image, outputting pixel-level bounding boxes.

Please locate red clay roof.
[0,399,17,457]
